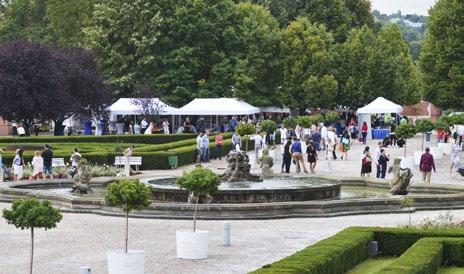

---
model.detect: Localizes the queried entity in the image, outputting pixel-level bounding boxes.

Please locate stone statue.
[72,159,93,194]
[258,148,274,179]
[222,150,262,182]
[388,158,413,195]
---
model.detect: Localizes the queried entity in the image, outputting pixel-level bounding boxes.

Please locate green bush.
[260,120,278,134]
[283,117,298,129]
[325,111,339,123]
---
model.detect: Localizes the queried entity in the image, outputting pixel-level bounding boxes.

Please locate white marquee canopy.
[173,98,260,116]
[109,98,179,118]
[357,97,403,114]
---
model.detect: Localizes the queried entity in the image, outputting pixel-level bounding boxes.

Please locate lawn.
[438,267,464,274]
[346,257,396,274]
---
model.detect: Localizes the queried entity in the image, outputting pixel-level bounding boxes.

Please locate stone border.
[2,176,464,220]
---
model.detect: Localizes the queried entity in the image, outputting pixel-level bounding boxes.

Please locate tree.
[260,119,277,135]
[395,124,417,157]
[176,167,221,232]
[420,0,464,109]
[282,117,298,129]
[45,0,98,46]
[3,198,62,274]
[325,111,340,124]
[105,180,152,253]
[0,41,111,135]
[280,18,336,112]
[236,123,256,151]
[130,83,166,118]
[415,119,435,150]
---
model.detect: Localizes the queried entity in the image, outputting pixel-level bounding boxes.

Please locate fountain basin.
[145,177,341,203]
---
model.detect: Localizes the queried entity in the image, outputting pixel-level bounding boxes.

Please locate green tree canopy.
[420,0,464,109]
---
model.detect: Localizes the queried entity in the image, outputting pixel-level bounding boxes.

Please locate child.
[31,151,44,180]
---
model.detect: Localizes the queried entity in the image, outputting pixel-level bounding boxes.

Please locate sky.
[370,0,437,15]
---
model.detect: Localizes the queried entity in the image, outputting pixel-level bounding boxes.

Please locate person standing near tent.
[162,118,170,134]
[144,122,154,134]
[215,132,223,160]
[374,142,383,178]
[420,147,436,183]
[361,122,368,144]
[201,130,211,162]
[327,128,337,160]
[251,131,264,164]
[140,118,148,133]
[196,132,203,163]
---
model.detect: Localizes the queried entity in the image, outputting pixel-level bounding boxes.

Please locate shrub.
[297,116,313,128]
[236,123,256,136]
[260,120,278,134]
[105,180,152,253]
[283,117,298,129]
[3,198,62,274]
[395,124,417,156]
[325,111,339,123]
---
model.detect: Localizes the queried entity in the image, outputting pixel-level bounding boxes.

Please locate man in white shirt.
[327,127,337,160]
[140,118,148,133]
[279,126,287,145]
[251,132,264,164]
[320,123,328,150]
[374,142,383,178]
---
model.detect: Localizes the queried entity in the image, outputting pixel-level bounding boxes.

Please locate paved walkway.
[1,202,463,274]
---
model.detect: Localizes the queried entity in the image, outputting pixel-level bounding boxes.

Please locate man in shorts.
[42,144,53,178]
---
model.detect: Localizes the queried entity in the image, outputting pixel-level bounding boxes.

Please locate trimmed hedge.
[251,227,374,274]
[251,227,464,274]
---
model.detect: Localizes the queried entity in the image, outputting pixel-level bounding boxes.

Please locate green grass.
[346,257,396,274]
[438,267,464,274]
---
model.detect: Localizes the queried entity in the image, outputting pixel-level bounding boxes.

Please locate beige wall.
[0,118,10,136]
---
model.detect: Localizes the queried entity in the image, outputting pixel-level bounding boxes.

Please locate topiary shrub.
[105,180,152,253]
[283,117,298,129]
[260,120,278,135]
[236,123,257,151]
[325,111,340,124]
[297,116,313,129]
[176,166,221,232]
[3,198,63,274]
[415,119,435,150]
[395,124,417,157]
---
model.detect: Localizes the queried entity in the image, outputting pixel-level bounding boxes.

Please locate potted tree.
[260,119,278,147]
[105,179,152,274]
[176,166,221,259]
[395,124,416,169]
[236,123,257,152]
[414,119,435,165]
[324,111,339,127]
[282,117,297,129]
[2,198,63,274]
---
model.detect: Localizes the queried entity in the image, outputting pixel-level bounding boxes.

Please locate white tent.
[260,106,291,113]
[357,97,403,139]
[109,98,179,120]
[357,97,403,114]
[173,98,260,115]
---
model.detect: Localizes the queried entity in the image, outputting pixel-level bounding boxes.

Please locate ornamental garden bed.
[251,227,464,274]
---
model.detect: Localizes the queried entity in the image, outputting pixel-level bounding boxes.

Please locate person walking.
[327,128,337,160]
[162,118,170,134]
[13,149,24,181]
[378,149,390,179]
[450,139,460,173]
[361,146,372,177]
[201,131,210,162]
[374,142,383,178]
[232,132,242,151]
[306,143,318,173]
[312,127,321,152]
[295,124,302,140]
[196,132,203,163]
[361,122,368,144]
[123,146,133,177]
[291,139,308,173]
[341,128,351,160]
[31,151,44,180]
[283,139,292,173]
[420,147,436,183]
[320,123,328,150]
[279,126,288,145]
[215,132,223,160]
[251,131,264,164]
[42,144,53,179]
[390,124,397,147]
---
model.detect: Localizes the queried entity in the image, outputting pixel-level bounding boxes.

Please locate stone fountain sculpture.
[388,158,413,195]
[258,148,274,179]
[72,159,93,194]
[222,150,262,182]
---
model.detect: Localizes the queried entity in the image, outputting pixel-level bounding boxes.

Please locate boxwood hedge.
[251,227,464,274]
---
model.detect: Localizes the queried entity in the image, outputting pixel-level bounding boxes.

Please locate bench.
[114,156,142,171]
[51,158,66,167]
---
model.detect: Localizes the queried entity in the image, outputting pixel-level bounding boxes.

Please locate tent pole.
[216,115,219,132]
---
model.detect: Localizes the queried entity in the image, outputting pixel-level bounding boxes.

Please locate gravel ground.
[2,204,464,274]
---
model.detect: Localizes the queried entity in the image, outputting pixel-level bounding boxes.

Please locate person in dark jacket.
[378,149,390,179]
[42,144,53,179]
[420,147,436,183]
[283,140,292,173]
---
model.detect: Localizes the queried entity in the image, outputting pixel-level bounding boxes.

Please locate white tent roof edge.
[357,97,403,114]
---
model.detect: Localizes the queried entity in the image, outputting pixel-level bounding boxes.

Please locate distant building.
[401,101,442,122]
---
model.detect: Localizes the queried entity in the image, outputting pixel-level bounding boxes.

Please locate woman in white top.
[123,145,134,176]
[162,118,170,134]
[31,151,44,179]
[450,139,460,173]
[17,124,26,137]
[144,122,154,135]
[13,149,24,180]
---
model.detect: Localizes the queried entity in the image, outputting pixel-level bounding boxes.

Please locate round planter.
[414,151,422,166]
[107,250,144,274]
[437,143,452,155]
[429,146,444,159]
[400,156,414,170]
[176,230,209,260]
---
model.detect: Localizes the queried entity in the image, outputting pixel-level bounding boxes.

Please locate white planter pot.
[400,156,414,170]
[438,143,452,155]
[414,151,422,166]
[176,230,209,260]
[429,146,444,159]
[107,250,144,274]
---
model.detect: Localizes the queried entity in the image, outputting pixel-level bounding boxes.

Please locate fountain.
[221,150,262,182]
